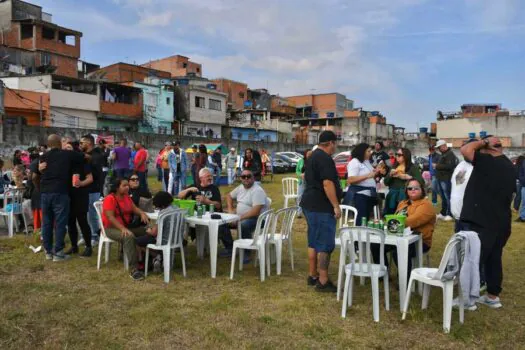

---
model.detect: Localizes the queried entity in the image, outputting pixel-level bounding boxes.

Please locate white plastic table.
[339,231,423,311]
[146,211,241,278]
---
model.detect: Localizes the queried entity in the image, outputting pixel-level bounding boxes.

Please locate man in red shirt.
[133,142,148,191]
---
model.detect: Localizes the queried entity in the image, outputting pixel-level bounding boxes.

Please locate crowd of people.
[300,130,519,311]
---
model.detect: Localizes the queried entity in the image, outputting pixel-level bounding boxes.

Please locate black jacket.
[435,149,458,181]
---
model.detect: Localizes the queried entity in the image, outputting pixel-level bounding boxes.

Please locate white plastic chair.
[145,208,187,283]
[335,205,358,300]
[341,226,389,322]
[94,201,129,270]
[230,209,274,282]
[281,178,298,208]
[0,188,28,237]
[402,235,464,333]
[266,206,299,275]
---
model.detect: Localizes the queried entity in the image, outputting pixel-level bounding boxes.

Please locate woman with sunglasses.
[383,148,423,215]
[128,172,152,208]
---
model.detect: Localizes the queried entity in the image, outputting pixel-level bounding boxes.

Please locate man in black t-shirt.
[460,136,515,309]
[80,134,104,246]
[370,141,389,168]
[301,131,343,293]
[36,135,85,261]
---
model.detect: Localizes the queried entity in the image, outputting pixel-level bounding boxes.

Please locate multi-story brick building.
[212,78,247,111]
[142,55,202,78]
[91,62,171,83]
[0,0,83,78]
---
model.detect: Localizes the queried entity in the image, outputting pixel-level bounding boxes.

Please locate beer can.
[361,217,368,227]
[209,204,215,213]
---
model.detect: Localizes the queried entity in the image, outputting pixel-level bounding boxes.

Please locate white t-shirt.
[346,159,376,195]
[230,183,268,216]
[450,160,473,220]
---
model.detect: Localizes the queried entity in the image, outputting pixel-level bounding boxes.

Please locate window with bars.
[209,99,221,111]
[195,96,205,108]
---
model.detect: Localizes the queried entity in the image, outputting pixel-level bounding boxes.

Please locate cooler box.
[178,199,196,216]
[384,214,406,235]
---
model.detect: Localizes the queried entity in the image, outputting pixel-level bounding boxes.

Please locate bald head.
[48,134,62,149]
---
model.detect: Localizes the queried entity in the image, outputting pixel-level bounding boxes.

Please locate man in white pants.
[225,148,237,185]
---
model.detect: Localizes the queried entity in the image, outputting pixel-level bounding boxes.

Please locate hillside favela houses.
[436,104,525,148]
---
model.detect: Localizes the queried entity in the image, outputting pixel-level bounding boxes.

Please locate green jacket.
[384,165,423,189]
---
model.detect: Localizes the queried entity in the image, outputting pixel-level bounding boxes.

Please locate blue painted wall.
[231,127,278,142]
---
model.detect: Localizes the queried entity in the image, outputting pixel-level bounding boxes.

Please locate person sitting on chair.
[135,191,177,274]
[102,178,150,281]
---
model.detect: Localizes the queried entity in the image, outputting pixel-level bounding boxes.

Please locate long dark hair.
[351,143,370,163]
[199,144,207,154]
[393,147,414,171]
[110,178,128,194]
[244,148,253,159]
[252,150,262,165]
[404,179,426,199]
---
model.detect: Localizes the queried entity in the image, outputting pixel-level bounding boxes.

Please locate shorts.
[135,234,156,247]
[303,209,336,253]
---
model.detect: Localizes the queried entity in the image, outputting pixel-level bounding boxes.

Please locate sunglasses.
[493,144,502,148]
[407,187,421,191]
[129,178,139,181]
[240,175,253,179]
[396,153,404,157]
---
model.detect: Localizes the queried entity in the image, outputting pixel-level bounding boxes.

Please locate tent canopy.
[185,143,228,155]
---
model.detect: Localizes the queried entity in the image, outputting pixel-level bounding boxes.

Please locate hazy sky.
[32,0,525,131]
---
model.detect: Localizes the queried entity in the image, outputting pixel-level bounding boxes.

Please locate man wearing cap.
[301,130,343,293]
[225,148,237,185]
[433,140,458,221]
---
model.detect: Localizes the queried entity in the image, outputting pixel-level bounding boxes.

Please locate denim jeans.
[156,165,163,182]
[115,168,129,180]
[297,182,305,214]
[214,168,222,187]
[227,168,235,185]
[431,176,439,204]
[168,171,186,195]
[520,187,525,220]
[303,209,336,253]
[41,193,70,254]
[438,180,452,216]
[137,171,148,192]
[240,217,258,239]
[88,192,101,241]
[514,182,522,212]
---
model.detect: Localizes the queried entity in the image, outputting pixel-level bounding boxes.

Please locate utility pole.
[0,82,4,143]
[39,95,43,143]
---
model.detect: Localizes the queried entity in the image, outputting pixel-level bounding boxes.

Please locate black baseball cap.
[319,131,337,144]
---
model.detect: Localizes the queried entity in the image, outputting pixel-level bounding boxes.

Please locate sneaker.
[444,215,454,222]
[515,217,525,223]
[53,251,71,262]
[153,256,162,273]
[219,249,232,258]
[480,282,487,293]
[45,252,53,260]
[432,202,438,207]
[91,240,99,248]
[307,275,319,286]
[130,269,145,281]
[452,297,478,311]
[436,214,445,220]
[476,294,502,309]
[315,280,337,293]
[79,247,92,258]
[64,247,78,255]
[77,238,85,246]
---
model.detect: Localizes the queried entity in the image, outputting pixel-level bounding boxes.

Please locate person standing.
[296,149,312,217]
[370,141,389,168]
[428,145,441,207]
[301,131,343,292]
[211,147,223,186]
[459,136,515,308]
[434,140,458,221]
[383,148,423,215]
[133,142,149,191]
[159,142,171,191]
[35,135,85,261]
[64,141,93,257]
[225,148,237,186]
[190,145,200,185]
[168,141,188,195]
[112,139,132,179]
[80,135,105,248]
[98,139,111,194]
[13,150,23,166]
[195,144,208,187]
[516,156,525,223]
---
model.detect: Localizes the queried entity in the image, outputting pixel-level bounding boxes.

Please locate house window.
[196,67,200,73]
[166,97,171,105]
[21,24,33,40]
[41,52,51,65]
[195,96,205,108]
[209,99,221,111]
[42,26,55,40]
[183,62,188,68]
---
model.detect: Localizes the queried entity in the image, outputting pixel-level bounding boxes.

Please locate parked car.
[267,157,289,173]
[275,154,298,171]
[333,151,351,179]
[277,152,303,161]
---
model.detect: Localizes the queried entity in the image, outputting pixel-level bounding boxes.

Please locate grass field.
[1,174,524,349]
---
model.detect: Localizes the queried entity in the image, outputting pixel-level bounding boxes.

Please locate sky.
[31,0,525,131]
